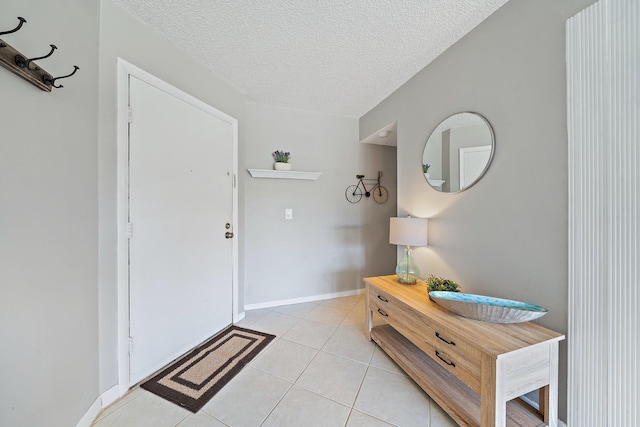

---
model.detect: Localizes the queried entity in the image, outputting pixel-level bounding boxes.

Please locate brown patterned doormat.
[140,326,275,412]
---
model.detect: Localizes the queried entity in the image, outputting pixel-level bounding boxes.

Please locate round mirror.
[422,112,495,193]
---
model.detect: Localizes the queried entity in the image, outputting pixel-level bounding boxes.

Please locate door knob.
[225,232,234,239]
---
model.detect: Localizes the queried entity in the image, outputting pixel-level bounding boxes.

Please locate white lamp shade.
[389,217,428,247]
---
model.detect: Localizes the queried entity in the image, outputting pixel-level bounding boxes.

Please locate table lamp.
[389,217,428,285]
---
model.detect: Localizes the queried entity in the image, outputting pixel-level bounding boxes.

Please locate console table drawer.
[369,285,481,391]
[365,275,564,427]
[416,337,481,393]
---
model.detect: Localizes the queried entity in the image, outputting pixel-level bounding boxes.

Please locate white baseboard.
[518,395,565,426]
[244,288,364,311]
[76,384,120,427]
[78,287,364,427]
[100,385,120,410]
[234,311,246,323]
[75,396,102,427]
[519,394,539,410]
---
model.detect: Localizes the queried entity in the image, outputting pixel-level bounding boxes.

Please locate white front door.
[128,75,234,385]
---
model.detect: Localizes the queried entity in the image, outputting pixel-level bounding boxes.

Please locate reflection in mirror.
[422,112,494,193]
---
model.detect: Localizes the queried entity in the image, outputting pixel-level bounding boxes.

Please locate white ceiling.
[113,0,509,118]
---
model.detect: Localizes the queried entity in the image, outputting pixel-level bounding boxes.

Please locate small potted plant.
[423,163,431,179]
[426,275,461,300]
[272,150,292,171]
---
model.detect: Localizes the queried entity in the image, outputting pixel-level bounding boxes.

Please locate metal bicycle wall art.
[345,171,388,204]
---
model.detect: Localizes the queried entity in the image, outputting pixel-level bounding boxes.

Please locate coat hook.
[43,65,79,88]
[0,17,27,36]
[15,44,57,70]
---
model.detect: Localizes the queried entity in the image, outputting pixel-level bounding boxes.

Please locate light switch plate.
[285,208,293,220]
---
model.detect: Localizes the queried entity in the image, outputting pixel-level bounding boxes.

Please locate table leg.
[542,343,559,427]
[365,283,372,340]
[481,354,506,426]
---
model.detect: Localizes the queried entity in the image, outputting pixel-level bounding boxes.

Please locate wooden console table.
[364,275,565,427]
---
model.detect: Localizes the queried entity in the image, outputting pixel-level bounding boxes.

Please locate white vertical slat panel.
[567,2,609,425]
[608,0,639,424]
[567,0,639,425]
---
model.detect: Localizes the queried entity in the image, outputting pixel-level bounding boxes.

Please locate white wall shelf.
[247,169,322,181]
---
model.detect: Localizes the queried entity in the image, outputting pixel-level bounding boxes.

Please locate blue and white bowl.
[428,292,547,324]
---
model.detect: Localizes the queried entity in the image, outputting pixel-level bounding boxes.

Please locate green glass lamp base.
[395,246,420,285]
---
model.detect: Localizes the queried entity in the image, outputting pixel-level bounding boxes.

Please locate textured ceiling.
[113,0,509,117]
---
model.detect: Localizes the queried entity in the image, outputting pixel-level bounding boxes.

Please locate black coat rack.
[0,17,79,92]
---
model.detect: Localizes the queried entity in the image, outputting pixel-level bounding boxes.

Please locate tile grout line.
[258,300,361,426]
[256,381,295,427]
[199,365,293,427]
[170,412,191,427]
[98,296,376,427]
[92,388,145,425]
[349,363,401,427]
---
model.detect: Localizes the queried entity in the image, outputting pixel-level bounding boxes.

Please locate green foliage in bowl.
[426,275,461,293]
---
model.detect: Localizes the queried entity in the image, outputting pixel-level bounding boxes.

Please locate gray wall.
[6,0,577,423]
[98,0,396,400]
[359,0,596,420]
[98,0,247,393]
[244,102,397,305]
[0,1,100,426]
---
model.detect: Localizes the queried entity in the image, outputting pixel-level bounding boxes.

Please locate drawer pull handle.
[435,332,455,346]
[435,351,455,367]
[377,308,389,317]
[377,295,388,303]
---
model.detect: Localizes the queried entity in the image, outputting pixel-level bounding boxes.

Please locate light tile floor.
[92,295,457,427]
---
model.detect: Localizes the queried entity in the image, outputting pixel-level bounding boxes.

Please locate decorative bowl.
[428,292,547,324]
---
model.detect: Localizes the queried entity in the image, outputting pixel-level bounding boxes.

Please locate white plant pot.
[274,162,292,171]
[424,172,430,179]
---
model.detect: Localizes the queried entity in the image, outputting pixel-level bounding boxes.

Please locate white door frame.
[459,145,492,188]
[116,58,240,396]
